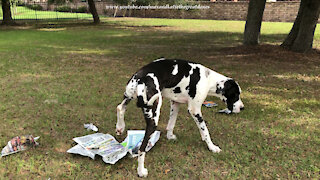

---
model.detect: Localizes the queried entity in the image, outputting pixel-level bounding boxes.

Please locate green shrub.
[73,6,88,13]
[26,4,43,11]
[17,1,26,6]
[54,6,72,12]
[48,0,68,5]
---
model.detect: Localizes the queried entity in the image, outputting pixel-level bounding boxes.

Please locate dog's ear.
[216,79,238,95]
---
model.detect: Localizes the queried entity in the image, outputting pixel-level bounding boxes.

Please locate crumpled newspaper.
[202,101,218,108]
[218,108,232,114]
[1,135,40,157]
[84,123,98,132]
[67,130,160,164]
[67,133,127,164]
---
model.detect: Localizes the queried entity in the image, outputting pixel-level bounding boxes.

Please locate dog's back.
[124,58,208,102]
[134,58,199,89]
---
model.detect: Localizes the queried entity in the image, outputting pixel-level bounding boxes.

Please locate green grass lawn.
[0,6,92,20]
[0,18,319,179]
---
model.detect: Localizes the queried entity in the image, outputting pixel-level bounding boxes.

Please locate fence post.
[76,2,78,19]
[11,1,15,20]
[56,5,58,20]
[34,2,38,20]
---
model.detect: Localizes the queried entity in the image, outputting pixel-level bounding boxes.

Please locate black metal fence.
[0,2,93,21]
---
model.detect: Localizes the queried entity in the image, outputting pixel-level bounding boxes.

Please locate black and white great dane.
[116,58,244,177]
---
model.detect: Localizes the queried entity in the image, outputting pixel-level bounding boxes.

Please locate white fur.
[172,64,178,75]
[137,151,148,177]
[166,101,179,140]
[153,58,165,62]
[233,99,244,113]
[116,99,127,135]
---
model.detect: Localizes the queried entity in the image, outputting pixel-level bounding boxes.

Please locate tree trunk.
[87,0,100,24]
[291,0,320,53]
[281,0,306,48]
[1,0,15,25]
[243,0,266,45]
[281,0,320,53]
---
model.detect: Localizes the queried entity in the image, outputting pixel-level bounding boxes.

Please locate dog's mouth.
[231,106,244,113]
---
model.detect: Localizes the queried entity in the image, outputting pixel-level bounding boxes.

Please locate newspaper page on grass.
[67,133,127,164]
[67,131,160,164]
[124,130,161,157]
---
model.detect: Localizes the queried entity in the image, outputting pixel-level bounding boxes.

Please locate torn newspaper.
[67,130,160,164]
[124,130,160,157]
[67,133,127,164]
[1,135,40,157]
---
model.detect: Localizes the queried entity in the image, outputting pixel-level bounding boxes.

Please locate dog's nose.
[240,107,245,111]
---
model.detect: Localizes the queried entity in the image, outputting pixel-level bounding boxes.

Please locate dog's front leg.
[138,92,162,177]
[137,151,148,177]
[116,97,131,135]
[188,104,221,153]
[137,106,159,177]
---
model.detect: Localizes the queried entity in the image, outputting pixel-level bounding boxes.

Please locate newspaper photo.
[1,135,40,157]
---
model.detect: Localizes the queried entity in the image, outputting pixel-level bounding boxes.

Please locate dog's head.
[216,79,244,113]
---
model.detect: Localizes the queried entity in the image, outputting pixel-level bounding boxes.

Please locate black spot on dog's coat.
[139,108,157,152]
[195,114,204,123]
[173,87,181,93]
[205,69,210,77]
[137,95,145,108]
[188,67,201,99]
[123,97,131,105]
[216,85,223,94]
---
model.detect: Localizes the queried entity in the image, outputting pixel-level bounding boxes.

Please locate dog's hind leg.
[188,103,221,153]
[116,95,131,135]
[166,101,179,140]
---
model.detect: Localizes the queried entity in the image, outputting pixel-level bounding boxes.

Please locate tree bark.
[291,0,320,53]
[243,0,266,45]
[281,0,305,48]
[87,0,100,24]
[281,0,320,53]
[1,0,15,25]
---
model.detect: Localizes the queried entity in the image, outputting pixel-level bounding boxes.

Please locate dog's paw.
[137,167,148,178]
[115,127,124,135]
[209,145,221,153]
[167,134,177,140]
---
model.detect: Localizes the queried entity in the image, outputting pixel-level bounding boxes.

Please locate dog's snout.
[240,107,245,111]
